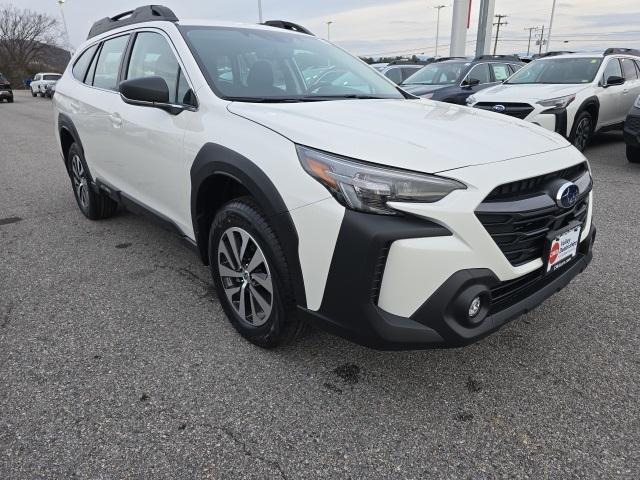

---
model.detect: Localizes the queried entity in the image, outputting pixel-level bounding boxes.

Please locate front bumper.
[623,107,640,148]
[299,220,595,350]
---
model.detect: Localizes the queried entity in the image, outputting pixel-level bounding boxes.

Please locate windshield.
[180,26,404,102]
[402,62,466,85]
[43,74,61,81]
[507,57,602,84]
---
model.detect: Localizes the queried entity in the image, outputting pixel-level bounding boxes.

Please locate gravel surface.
[1,91,639,479]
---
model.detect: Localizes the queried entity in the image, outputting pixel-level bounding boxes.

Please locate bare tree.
[0,4,61,85]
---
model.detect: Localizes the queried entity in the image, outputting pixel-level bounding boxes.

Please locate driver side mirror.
[462,78,481,89]
[119,76,189,115]
[605,75,625,87]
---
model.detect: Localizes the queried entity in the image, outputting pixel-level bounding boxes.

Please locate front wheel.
[627,145,640,164]
[570,111,593,152]
[209,198,303,348]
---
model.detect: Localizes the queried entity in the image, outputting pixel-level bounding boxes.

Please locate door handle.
[110,112,123,128]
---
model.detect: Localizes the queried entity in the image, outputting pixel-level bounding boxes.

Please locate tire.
[31,89,37,97]
[67,143,118,220]
[7,97,12,103]
[627,145,640,164]
[208,198,303,348]
[570,111,593,152]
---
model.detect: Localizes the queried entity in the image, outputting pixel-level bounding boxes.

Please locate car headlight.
[296,145,466,215]
[537,95,576,109]
[466,95,477,105]
[635,95,640,108]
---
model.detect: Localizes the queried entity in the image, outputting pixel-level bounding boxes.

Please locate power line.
[493,14,508,55]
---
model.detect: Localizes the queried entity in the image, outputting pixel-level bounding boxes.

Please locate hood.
[400,84,446,96]
[228,99,569,173]
[475,83,589,102]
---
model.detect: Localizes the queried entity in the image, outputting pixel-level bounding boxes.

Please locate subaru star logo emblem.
[492,104,506,113]
[556,182,580,209]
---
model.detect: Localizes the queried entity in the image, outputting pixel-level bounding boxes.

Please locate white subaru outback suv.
[53,6,595,350]
[467,50,640,151]
[30,72,62,97]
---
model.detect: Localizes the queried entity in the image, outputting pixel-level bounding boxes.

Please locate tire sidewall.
[570,111,593,151]
[209,201,292,347]
[67,143,96,217]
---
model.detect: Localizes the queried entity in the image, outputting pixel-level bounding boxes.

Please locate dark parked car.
[400,55,524,104]
[0,73,13,103]
[624,95,640,163]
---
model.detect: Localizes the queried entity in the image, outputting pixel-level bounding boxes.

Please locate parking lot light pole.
[434,5,447,57]
[258,0,263,23]
[327,21,333,41]
[57,0,72,51]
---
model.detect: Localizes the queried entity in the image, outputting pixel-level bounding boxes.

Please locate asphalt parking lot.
[1,90,639,479]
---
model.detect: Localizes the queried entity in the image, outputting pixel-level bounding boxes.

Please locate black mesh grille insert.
[475,102,534,119]
[485,162,588,201]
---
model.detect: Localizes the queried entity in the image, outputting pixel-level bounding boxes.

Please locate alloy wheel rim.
[217,227,273,327]
[71,154,89,209]
[575,118,591,151]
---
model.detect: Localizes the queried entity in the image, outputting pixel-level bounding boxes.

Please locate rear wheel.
[209,198,303,348]
[67,143,118,220]
[31,89,37,97]
[570,111,593,152]
[627,145,640,164]
[7,97,12,103]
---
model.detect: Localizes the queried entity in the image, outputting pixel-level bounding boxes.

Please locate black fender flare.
[58,113,84,167]
[190,143,307,308]
[571,96,600,136]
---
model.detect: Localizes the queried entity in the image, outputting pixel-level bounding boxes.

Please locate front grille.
[490,268,544,313]
[476,165,591,267]
[485,162,588,201]
[475,102,534,119]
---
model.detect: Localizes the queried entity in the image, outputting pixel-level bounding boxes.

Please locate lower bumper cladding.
[299,225,595,351]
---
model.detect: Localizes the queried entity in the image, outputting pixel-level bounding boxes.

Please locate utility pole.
[492,14,507,55]
[475,0,489,57]
[434,5,447,57]
[538,25,546,54]
[546,0,557,52]
[258,0,263,23]
[524,26,539,56]
[326,21,333,41]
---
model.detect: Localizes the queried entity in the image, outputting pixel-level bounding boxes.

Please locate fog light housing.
[468,296,482,318]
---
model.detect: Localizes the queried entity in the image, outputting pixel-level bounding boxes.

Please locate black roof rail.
[531,51,574,59]
[432,56,467,63]
[262,20,313,35]
[388,59,431,65]
[87,5,178,39]
[474,54,522,62]
[604,47,640,57]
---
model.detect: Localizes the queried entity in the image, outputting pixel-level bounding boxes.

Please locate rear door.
[72,34,130,184]
[621,58,640,113]
[112,30,197,232]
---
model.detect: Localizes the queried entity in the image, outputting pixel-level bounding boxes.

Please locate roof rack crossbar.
[604,48,640,57]
[262,20,314,35]
[87,5,178,39]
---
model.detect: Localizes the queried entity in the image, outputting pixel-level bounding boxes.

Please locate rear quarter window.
[72,45,99,82]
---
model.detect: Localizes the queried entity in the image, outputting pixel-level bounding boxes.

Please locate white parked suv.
[52,6,595,349]
[30,72,62,97]
[467,50,640,151]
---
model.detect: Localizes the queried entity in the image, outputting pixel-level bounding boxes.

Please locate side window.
[385,68,402,84]
[93,35,129,90]
[34,74,41,81]
[490,63,511,82]
[401,67,418,81]
[621,58,638,80]
[602,58,622,84]
[465,63,491,84]
[509,64,523,74]
[126,32,193,105]
[72,44,99,82]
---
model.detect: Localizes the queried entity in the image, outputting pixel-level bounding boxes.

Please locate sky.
[14,0,640,57]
